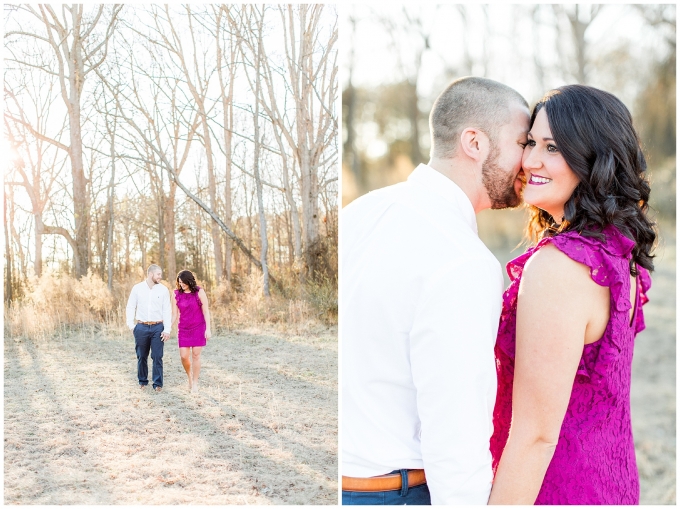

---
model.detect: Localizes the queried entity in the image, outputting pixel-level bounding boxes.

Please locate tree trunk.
[252,14,270,297]
[8,186,27,281]
[202,121,223,284]
[276,140,303,265]
[164,182,177,280]
[299,150,321,276]
[5,187,14,303]
[157,183,165,271]
[219,37,236,285]
[106,102,117,290]
[64,6,90,278]
[407,80,422,165]
[34,214,43,278]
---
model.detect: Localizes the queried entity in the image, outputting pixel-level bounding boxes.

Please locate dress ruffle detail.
[496,225,649,384]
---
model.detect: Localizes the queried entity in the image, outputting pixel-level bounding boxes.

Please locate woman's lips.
[528,174,552,185]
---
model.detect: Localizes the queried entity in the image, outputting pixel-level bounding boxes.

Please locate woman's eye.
[547,144,559,153]
[526,139,536,148]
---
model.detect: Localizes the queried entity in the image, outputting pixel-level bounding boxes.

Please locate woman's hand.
[205,329,212,341]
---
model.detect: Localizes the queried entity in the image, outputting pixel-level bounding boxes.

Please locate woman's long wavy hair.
[525,84,656,275]
[176,270,199,293]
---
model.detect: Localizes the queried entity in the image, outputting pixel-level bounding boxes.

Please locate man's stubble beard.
[481,144,522,210]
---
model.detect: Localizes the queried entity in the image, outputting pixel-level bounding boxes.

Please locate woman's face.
[178,278,188,290]
[522,108,581,222]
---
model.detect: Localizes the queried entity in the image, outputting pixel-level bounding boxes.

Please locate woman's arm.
[198,288,211,340]
[488,244,609,505]
[171,291,179,333]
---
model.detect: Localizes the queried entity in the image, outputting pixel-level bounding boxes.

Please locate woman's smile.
[527,173,553,186]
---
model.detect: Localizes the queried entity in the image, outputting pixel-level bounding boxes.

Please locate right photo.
[340,4,675,505]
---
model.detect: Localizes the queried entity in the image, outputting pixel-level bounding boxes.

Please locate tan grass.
[5,269,337,342]
[4,322,338,504]
[4,270,338,504]
[630,228,676,504]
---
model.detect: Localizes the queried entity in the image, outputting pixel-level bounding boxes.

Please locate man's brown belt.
[138,321,162,325]
[342,469,426,492]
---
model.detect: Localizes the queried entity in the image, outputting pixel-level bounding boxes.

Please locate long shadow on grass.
[4,337,117,504]
[7,329,337,504]
[196,332,337,460]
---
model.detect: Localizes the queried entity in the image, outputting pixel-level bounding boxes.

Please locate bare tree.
[4,183,14,302]
[4,73,69,278]
[6,4,123,277]
[215,5,238,285]
[98,63,274,282]
[150,5,224,284]
[4,4,337,297]
[247,6,271,296]
[552,5,603,84]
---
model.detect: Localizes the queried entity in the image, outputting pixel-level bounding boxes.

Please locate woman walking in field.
[172,270,212,394]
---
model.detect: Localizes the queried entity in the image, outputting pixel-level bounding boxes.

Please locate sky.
[340,3,674,160]
[342,4,670,103]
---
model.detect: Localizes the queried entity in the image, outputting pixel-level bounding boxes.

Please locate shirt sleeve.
[409,257,503,505]
[162,287,172,334]
[126,285,137,331]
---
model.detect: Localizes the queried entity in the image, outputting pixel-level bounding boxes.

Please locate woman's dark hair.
[525,84,656,275]
[176,270,199,293]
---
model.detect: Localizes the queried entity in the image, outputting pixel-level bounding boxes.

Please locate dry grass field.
[631,232,676,504]
[4,322,337,504]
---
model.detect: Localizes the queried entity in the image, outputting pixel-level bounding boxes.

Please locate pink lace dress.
[175,287,207,348]
[490,225,651,505]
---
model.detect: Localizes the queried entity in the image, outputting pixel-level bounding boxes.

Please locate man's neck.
[145,277,155,289]
[427,158,490,214]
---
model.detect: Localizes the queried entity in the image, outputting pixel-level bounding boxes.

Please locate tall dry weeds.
[5,269,337,341]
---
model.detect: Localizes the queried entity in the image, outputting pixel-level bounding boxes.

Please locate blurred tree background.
[342,4,675,504]
[342,4,674,237]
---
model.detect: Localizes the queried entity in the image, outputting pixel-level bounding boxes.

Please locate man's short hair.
[429,76,528,159]
[147,264,162,275]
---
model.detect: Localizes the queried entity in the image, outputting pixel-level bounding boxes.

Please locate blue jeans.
[134,323,164,388]
[342,470,431,505]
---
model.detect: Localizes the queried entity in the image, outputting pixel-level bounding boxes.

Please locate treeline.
[342,4,675,225]
[4,4,338,309]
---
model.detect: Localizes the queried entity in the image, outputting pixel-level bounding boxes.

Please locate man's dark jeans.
[134,322,164,389]
[342,470,431,505]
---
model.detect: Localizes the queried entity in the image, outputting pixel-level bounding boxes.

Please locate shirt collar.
[407,163,478,233]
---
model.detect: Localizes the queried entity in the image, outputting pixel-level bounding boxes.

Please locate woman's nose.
[522,146,540,169]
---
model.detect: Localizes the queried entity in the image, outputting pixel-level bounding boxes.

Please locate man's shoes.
[154,386,163,393]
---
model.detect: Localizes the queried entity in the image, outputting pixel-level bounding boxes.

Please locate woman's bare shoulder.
[522,242,607,304]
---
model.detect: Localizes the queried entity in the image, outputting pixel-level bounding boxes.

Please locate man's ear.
[459,128,490,162]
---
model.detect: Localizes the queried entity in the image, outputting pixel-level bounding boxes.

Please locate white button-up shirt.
[341,164,503,505]
[125,281,172,334]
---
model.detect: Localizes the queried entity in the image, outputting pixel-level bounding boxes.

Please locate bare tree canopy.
[5,4,338,302]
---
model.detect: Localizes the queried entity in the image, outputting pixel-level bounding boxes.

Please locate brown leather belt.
[138,321,162,325]
[342,469,426,492]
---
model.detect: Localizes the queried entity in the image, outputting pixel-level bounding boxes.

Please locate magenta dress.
[491,225,651,504]
[175,287,207,348]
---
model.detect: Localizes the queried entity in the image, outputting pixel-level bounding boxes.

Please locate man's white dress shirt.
[341,164,504,505]
[126,281,172,334]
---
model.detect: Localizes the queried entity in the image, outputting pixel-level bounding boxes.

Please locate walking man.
[126,264,171,392]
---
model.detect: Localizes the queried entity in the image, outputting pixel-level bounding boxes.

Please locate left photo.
[4,4,337,505]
